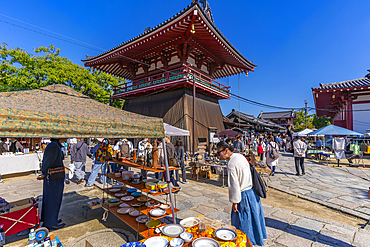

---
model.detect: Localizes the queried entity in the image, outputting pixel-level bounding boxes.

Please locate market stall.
[0,152,42,175]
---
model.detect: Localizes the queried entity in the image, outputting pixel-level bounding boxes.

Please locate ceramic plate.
[117,207,133,214]
[121,196,134,201]
[110,188,121,193]
[113,184,123,188]
[145,220,162,228]
[129,210,142,217]
[127,188,137,193]
[150,208,166,217]
[119,203,130,208]
[214,229,237,241]
[108,198,119,203]
[192,237,220,247]
[131,202,144,207]
[145,201,160,208]
[159,204,170,210]
[115,192,127,197]
[179,217,200,228]
[136,215,149,224]
[120,242,145,247]
[161,224,185,237]
[131,192,142,197]
[143,236,168,247]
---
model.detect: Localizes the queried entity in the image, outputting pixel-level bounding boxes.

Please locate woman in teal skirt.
[217,141,267,246]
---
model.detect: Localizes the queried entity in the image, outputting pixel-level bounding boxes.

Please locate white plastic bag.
[68,163,75,179]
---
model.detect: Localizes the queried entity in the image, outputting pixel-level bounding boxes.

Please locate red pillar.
[346,97,353,130]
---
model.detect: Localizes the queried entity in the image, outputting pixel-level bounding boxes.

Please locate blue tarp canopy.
[308,124,363,136]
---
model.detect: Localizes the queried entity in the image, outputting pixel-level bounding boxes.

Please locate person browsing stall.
[70,138,92,185]
[216,141,267,246]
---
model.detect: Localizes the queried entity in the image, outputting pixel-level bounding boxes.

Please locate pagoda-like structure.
[83,1,256,151]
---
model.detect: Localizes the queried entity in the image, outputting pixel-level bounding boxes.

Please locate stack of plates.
[121,196,134,201]
[192,237,220,247]
[161,224,185,237]
[143,237,168,247]
[136,215,149,224]
[119,203,130,208]
[214,229,237,241]
[110,188,121,193]
[129,210,142,217]
[115,192,127,197]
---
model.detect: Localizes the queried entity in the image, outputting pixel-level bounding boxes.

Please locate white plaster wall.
[353,94,370,133]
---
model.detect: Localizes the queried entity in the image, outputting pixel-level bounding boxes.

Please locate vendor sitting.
[347,152,361,165]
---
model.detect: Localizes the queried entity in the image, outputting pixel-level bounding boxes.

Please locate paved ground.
[266,153,370,221]
[3,154,370,246]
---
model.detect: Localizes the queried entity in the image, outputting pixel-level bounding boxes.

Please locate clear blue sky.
[2,0,370,117]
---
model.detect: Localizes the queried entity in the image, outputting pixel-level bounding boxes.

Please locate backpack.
[9,141,17,153]
[121,143,130,158]
[257,144,263,154]
[269,143,279,160]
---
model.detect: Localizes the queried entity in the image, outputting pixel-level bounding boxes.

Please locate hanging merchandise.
[350,143,355,151]
[353,141,360,155]
[333,137,346,160]
[365,143,370,155]
[360,142,368,152]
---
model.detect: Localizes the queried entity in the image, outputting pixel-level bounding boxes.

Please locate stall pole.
[162,138,176,224]
[193,74,196,157]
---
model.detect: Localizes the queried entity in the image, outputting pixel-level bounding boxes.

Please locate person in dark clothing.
[37,138,65,229]
[70,138,92,184]
[165,136,180,189]
[175,139,188,184]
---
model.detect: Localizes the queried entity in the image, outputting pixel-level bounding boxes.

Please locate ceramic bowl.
[170,238,184,247]
[131,192,142,197]
[127,188,138,193]
[179,217,200,228]
[180,232,193,243]
[120,242,145,247]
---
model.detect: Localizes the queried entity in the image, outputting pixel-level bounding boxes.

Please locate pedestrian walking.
[233,134,244,153]
[70,138,92,184]
[281,135,287,152]
[165,136,180,189]
[37,138,65,229]
[293,136,308,176]
[266,135,279,176]
[175,139,188,184]
[216,141,267,246]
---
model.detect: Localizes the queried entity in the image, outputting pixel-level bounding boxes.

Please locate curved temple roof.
[83,2,256,80]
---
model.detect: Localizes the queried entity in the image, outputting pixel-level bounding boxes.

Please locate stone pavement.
[141,173,370,246]
[266,153,370,222]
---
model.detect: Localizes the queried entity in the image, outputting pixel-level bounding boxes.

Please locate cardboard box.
[86,199,103,210]
[9,198,33,213]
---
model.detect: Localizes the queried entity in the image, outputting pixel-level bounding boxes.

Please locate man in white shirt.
[216,141,267,246]
[293,136,308,176]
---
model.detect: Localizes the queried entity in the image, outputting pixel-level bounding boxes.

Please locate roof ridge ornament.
[198,0,214,23]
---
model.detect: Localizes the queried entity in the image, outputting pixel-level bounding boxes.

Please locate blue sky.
[2,0,370,117]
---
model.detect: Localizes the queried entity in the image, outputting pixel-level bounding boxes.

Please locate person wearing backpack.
[216,141,267,246]
[257,140,266,162]
[266,135,279,176]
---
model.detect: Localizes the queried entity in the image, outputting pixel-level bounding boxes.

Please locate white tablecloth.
[0,153,42,175]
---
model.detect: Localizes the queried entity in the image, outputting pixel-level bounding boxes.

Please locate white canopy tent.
[163,123,190,136]
[293,128,314,137]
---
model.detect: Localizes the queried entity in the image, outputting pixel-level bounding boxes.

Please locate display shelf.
[105,173,180,196]
[110,159,180,172]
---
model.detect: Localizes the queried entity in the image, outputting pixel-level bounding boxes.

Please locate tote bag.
[353,141,360,155]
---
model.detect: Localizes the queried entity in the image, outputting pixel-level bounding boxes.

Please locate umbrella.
[308,124,363,136]
[163,123,190,136]
[214,129,241,138]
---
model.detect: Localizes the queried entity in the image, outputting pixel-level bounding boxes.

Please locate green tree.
[293,109,314,131]
[0,43,125,108]
[312,115,333,129]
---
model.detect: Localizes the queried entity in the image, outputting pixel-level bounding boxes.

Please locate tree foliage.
[293,109,332,131]
[0,43,125,108]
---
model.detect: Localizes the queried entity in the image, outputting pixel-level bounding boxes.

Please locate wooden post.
[193,74,196,157]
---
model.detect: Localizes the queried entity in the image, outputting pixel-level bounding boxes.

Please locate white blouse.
[228,153,253,203]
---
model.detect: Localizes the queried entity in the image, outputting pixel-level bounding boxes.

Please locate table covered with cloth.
[0,152,42,175]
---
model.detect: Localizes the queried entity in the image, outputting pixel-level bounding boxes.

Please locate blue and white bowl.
[120,242,145,247]
[180,232,193,243]
[170,238,184,247]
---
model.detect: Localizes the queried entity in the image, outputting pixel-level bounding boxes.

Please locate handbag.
[48,167,65,180]
[360,142,367,152]
[249,163,267,198]
[365,145,370,155]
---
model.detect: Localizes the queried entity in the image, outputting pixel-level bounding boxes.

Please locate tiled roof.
[312,77,370,90]
[227,110,285,130]
[258,111,295,119]
[82,1,256,69]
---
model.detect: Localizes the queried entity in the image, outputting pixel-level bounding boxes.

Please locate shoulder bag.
[47,144,65,180]
[249,163,267,198]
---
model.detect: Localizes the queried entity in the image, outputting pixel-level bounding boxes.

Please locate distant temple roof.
[257,110,295,120]
[226,110,286,131]
[312,77,370,90]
